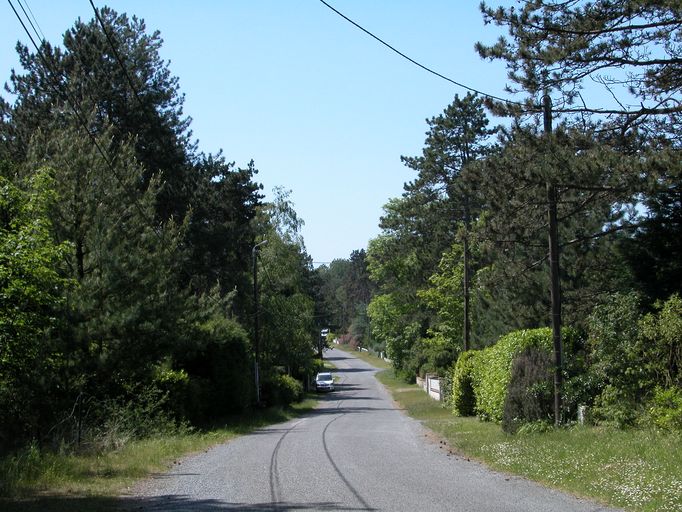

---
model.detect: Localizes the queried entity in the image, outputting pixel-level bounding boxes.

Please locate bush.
[153,365,190,420]
[639,294,682,388]
[0,441,42,497]
[591,384,640,428]
[502,347,554,433]
[469,327,580,423]
[642,386,682,431]
[178,317,253,422]
[587,293,644,417]
[87,385,186,452]
[450,351,478,416]
[471,328,553,422]
[586,292,682,427]
[262,374,303,406]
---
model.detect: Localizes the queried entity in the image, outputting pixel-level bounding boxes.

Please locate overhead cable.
[317,0,527,109]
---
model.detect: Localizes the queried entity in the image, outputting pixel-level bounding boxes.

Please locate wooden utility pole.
[252,240,268,405]
[543,93,563,426]
[463,204,471,352]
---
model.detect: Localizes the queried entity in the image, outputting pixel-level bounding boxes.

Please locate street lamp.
[252,240,268,405]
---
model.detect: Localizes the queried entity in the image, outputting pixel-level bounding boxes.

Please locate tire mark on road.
[269,419,304,509]
[321,371,373,511]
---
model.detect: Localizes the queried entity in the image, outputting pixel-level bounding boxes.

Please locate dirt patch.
[421,426,469,459]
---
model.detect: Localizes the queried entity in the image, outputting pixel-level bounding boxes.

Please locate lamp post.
[252,240,268,405]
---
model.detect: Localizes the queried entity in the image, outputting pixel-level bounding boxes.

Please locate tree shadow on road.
[2,494,377,511]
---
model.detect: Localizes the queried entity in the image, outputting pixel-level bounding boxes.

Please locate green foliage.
[7,7,194,219]
[184,155,261,300]
[417,243,465,345]
[0,5,267,453]
[621,150,682,302]
[641,387,682,432]
[404,334,459,379]
[89,385,186,452]
[471,125,642,332]
[176,290,253,421]
[471,328,550,422]
[587,292,682,427]
[0,170,72,451]
[587,292,642,388]
[477,1,681,136]
[469,327,574,423]
[639,293,682,388]
[366,293,419,370]
[502,347,554,433]
[515,420,553,435]
[450,350,478,416]
[591,385,640,429]
[314,252,376,349]
[256,189,319,379]
[262,374,304,407]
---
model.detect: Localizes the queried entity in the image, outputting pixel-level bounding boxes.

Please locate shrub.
[587,293,644,409]
[639,294,682,388]
[88,385,185,452]
[263,374,303,406]
[153,365,190,420]
[516,420,554,435]
[586,292,682,427]
[591,384,640,428]
[469,327,580,423]
[502,347,554,433]
[450,351,478,416]
[642,386,682,431]
[471,328,553,422]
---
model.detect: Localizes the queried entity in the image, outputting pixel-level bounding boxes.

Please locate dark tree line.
[0,7,321,453]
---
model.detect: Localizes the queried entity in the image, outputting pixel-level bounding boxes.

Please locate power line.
[317,0,527,109]
[16,0,45,42]
[88,0,146,109]
[6,0,161,238]
[8,0,314,349]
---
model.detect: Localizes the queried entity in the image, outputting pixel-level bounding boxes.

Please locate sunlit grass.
[377,369,682,512]
[334,344,391,369]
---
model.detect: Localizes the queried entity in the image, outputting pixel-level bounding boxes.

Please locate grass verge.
[0,397,317,512]
[377,369,682,512]
[334,344,391,369]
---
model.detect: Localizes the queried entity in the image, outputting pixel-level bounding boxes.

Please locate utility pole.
[463,202,471,352]
[252,240,268,405]
[543,93,563,426]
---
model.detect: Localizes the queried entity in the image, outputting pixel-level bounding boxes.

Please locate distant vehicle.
[315,372,334,392]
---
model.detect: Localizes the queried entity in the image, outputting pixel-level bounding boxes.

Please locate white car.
[315,372,334,392]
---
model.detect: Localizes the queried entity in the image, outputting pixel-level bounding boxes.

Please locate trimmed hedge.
[451,327,578,422]
[450,351,478,416]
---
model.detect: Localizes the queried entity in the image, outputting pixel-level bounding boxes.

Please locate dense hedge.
[502,346,554,433]
[473,328,553,421]
[451,327,578,422]
[450,351,478,416]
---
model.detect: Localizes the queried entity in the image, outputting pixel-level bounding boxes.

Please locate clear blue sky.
[2,1,514,265]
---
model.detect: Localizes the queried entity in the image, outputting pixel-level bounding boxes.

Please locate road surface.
[125,348,616,511]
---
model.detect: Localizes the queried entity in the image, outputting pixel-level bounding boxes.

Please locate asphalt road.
[126,348,617,511]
